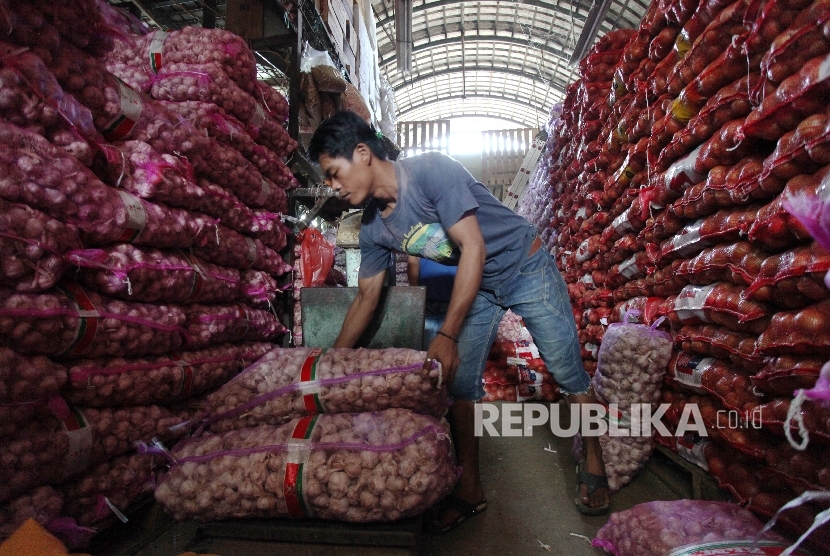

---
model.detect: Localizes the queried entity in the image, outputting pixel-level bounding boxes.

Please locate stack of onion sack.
[194,347,447,433]
[153,408,458,523]
[589,314,672,491]
[592,500,806,556]
[481,312,560,403]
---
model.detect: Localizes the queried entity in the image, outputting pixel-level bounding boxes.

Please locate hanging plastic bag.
[299,227,335,288]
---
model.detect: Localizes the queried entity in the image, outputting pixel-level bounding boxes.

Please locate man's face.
[318,146,372,207]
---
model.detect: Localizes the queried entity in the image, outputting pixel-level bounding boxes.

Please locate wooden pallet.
[651,445,730,501]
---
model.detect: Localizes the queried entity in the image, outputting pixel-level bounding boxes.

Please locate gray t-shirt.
[358,151,536,290]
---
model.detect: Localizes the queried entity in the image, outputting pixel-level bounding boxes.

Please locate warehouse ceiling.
[110,0,650,128]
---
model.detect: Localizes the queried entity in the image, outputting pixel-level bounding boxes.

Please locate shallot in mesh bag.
[193,224,292,276]
[0,403,187,504]
[0,198,81,293]
[0,282,186,359]
[592,500,803,556]
[199,347,447,433]
[151,27,258,94]
[105,140,205,211]
[184,303,286,350]
[0,486,63,541]
[153,408,459,522]
[64,342,272,407]
[0,348,67,437]
[58,452,163,526]
[150,62,257,123]
[69,244,241,305]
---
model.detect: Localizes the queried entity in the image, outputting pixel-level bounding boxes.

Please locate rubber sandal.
[574,462,610,516]
[425,495,488,534]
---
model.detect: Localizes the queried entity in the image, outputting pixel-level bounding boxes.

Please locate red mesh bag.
[745,241,830,307]
[748,167,830,251]
[665,0,750,96]
[660,74,758,169]
[658,205,760,264]
[758,110,830,186]
[764,441,830,491]
[676,241,766,286]
[756,298,830,355]
[675,323,767,371]
[666,282,772,334]
[646,259,689,297]
[754,0,830,100]
[670,157,780,219]
[751,355,826,396]
[745,0,816,54]
[668,352,765,412]
[757,396,830,443]
[743,52,830,141]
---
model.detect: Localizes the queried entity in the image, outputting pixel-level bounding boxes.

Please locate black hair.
[307,110,388,163]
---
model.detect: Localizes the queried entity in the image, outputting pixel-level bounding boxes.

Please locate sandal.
[425,495,488,534]
[574,462,610,516]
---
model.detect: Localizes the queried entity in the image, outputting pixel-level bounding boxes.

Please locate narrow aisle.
[420,402,684,556]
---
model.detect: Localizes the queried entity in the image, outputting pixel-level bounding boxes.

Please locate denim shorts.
[450,248,591,400]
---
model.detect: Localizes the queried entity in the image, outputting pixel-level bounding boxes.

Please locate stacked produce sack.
[0,0,295,542]
[482,311,561,403]
[150,347,459,522]
[519,0,830,547]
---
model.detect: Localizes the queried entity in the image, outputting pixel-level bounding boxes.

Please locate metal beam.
[397,96,547,128]
[396,92,552,119]
[375,0,580,29]
[387,65,568,94]
[378,33,574,64]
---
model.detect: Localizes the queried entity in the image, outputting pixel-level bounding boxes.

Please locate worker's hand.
[423,333,460,388]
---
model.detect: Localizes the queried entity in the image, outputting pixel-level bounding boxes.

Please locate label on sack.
[618,255,642,279]
[516,383,543,402]
[612,209,635,235]
[61,405,94,479]
[234,304,250,341]
[169,352,195,399]
[664,146,706,194]
[115,190,147,242]
[576,238,593,263]
[148,30,169,74]
[256,178,272,207]
[671,353,714,391]
[283,415,318,519]
[181,251,207,302]
[103,79,142,141]
[517,367,545,385]
[243,236,258,268]
[249,103,267,129]
[56,282,101,358]
[666,539,795,555]
[299,348,326,415]
[674,284,715,322]
[675,434,709,471]
[585,343,599,359]
[665,219,706,260]
[602,404,632,429]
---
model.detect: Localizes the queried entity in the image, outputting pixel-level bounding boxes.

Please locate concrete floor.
[88,403,702,556]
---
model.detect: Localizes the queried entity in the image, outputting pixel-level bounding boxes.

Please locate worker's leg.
[430,291,503,531]
[507,248,610,512]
